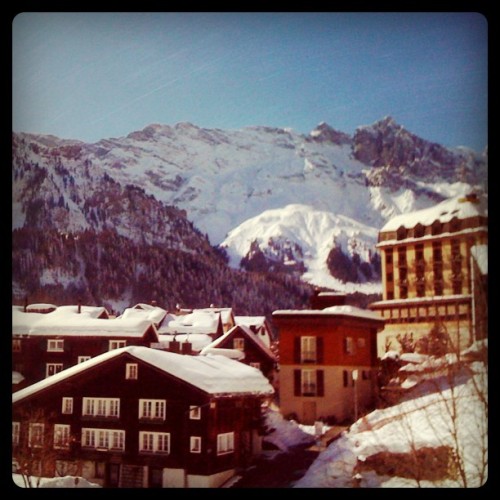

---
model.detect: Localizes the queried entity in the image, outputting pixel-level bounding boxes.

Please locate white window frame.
[189,405,201,420]
[126,363,138,380]
[109,340,126,351]
[344,336,355,355]
[29,423,44,448]
[216,432,235,455]
[78,356,91,364]
[233,338,245,351]
[190,436,201,453]
[46,363,64,378]
[81,428,125,451]
[82,397,120,418]
[139,399,166,420]
[47,339,64,352]
[54,424,71,449]
[139,432,170,454]
[12,422,20,446]
[301,369,317,396]
[62,397,73,415]
[301,336,317,363]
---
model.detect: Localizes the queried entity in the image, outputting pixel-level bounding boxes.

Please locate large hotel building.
[369,193,488,356]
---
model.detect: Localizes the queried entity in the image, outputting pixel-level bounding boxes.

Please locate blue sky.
[12,12,488,151]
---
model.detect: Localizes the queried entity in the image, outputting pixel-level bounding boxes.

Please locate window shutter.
[317,370,324,397]
[294,369,301,396]
[294,337,301,364]
[343,370,348,387]
[317,337,324,363]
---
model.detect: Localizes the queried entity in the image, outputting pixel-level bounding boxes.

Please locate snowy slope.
[221,204,381,293]
[294,359,488,488]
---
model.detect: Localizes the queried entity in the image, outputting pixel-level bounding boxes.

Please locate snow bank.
[263,407,315,451]
[12,474,101,488]
[295,362,488,487]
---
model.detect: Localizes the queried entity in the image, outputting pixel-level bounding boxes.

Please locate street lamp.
[352,369,359,422]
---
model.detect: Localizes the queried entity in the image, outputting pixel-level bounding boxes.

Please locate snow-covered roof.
[471,244,488,275]
[199,347,245,360]
[273,305,384,322]
[25,303,57,312]
[13,305,157,338]
[12,371,25,385]
[205,324,277,361]
[155,333,213,351]
[158,310,220,335]
[120,305,167,325]
[380,194,487,233]
[13,346,274,403]
[235,316,267,327]
[194,307,233,324]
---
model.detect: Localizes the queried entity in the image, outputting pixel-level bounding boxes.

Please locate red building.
[12,346,274,488]
[273,301,385,424]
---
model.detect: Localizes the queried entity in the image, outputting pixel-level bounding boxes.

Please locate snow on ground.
[12,474,101,488]
[294,359,488,488]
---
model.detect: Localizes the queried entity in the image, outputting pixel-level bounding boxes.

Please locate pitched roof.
[203,324,277,361]
[13,305,158,338]
[120,305,167,325]
[158,310,221,335]
[13,346,274,403]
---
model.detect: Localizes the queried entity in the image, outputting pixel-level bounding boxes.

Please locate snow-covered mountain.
[12,116,487,301]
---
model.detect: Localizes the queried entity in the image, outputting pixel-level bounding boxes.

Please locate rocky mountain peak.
[309,122,351,145]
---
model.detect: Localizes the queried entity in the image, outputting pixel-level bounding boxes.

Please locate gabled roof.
[155,333,213,352]
[12,346,274,403]
[120,305,167,326]
[158,310,222,335]
[203,324,277,361]
[12,305,158,339]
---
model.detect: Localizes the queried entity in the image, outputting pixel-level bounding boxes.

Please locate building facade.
[272,305,385,425]
[12,346,273,488]
[369,193,488,356]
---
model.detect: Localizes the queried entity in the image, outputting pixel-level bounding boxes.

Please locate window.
[139,399,166,420]
[385,249,393,265]
[343,337,354,355]
[301,369,317,396]
[46,363,63,378]
[54,424,71,449]
[47,339,64,352]
[126,363,138,380]
[29,423,44,448]
[301,336,316,363]
[190,436,201,453]
[343,370,349,387]
[233,338,245,351]
[62,397,73,414]
[78,356,91,364]
[139,432,170,454]
[82,428,125,451]
[12,339,21,352]
[217,432,234,455]
[189,405,201,420]
[82,398,120,418]
[109,340,126,351]
[357,337,366,348]
[294,369,324,397]
[12,422,20,446]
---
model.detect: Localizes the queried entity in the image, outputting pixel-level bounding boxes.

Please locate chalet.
[273,305,385,424]
[200,325,278,384]
[234,316,274,348]
[12,304,159,387]
[12,346,274,488]
[369,193,488,355]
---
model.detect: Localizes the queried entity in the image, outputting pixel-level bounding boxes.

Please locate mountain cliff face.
[12,117,487,310]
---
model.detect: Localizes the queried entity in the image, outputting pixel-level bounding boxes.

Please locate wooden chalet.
[200,325,278,384]
[12,346,274,488]
[12,304,159,388]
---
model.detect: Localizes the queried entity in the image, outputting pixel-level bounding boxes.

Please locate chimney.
[24,296,28,313]
[169,334,180,353]
[77,299,82,314]
[181,341,193,355]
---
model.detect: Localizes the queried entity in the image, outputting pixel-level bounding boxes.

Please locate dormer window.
[431,220,442,235]
[413,223,424,238]
[396,226,407,241]
[449,217,461,233]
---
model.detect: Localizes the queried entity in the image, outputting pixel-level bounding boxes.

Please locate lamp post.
[352,369,359,422]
